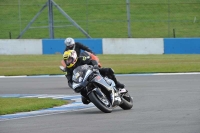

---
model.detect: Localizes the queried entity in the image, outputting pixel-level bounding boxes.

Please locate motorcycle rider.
[64,37,95,56]
[62,37,102,68]
[62,50,126,104]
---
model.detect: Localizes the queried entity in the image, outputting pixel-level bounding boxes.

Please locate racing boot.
[116,81,125,89]
[110,74,125,89]
[116,81,127,94]
[111,76,127,94]
[106,68,127,94]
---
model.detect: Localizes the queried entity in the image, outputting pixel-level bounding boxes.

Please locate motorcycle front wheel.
[88,91,112,113]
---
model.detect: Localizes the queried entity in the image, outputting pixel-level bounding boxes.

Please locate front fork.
[90,87,122,107]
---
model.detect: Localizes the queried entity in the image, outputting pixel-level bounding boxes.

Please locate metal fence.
[0,0,199,39]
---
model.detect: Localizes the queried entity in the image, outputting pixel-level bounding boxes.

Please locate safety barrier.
[0,38,199,55]
[164,38,200,54]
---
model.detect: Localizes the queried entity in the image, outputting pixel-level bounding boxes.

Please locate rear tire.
[88,91,112,113]
[119,92,133,110]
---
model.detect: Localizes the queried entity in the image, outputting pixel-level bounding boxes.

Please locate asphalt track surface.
[0,74,200,133]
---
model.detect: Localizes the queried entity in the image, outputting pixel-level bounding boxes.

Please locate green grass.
[0,97,67,115]
[1,54,200,76]
[0,0,199,39]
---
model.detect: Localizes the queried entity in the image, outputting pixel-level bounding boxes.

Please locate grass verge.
[0,97,67,115]
[1,54,200,76]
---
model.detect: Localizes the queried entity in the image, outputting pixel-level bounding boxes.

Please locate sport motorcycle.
[63,64,133,113]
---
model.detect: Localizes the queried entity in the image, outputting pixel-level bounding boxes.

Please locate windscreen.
[72,65,93,83]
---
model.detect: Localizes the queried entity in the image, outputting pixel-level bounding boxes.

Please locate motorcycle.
[64,64,133,113]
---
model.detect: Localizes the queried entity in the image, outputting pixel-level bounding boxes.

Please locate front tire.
[88,91,112,113]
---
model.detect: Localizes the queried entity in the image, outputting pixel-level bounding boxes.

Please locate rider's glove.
[93,65,99,69]
[93,65,99,72]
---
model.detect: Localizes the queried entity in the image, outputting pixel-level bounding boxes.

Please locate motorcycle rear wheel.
[88,91,112,113]
[119,92,133,110]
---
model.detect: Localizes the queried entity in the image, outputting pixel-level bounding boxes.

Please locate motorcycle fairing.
[91,74,113,93]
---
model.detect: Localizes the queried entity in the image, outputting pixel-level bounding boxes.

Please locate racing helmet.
[64,37,75,49]
[63,50,78,68]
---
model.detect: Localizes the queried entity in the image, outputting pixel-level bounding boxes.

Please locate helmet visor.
[67,45,74,49]
[65,57,73,66]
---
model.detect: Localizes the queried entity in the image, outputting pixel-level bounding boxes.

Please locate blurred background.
[0,0,199,39]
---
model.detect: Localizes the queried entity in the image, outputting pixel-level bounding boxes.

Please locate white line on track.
[1,72,200,78]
